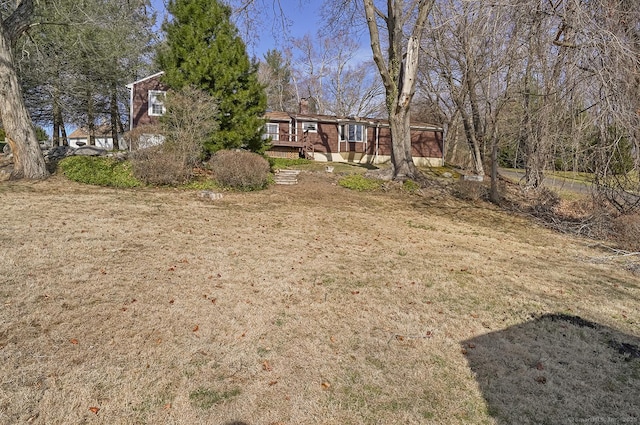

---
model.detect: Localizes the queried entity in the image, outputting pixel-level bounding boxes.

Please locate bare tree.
[360,0,435,179]
[0,0,48,179]
[288,30,383,117]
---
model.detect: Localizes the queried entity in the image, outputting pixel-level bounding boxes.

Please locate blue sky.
[149,0,331,58]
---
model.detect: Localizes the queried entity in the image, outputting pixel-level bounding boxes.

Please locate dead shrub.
[611,214,640,252]
[130,87,218,185]
[209,150,270,191]
[124,125,162,151]
[453,179,487,201]
[131,146,194,185]
[528,187,561,215]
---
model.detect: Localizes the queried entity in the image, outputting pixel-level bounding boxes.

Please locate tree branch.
[4,0,34,45]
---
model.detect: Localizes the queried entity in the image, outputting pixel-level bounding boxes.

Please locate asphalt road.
[498,168,592,195]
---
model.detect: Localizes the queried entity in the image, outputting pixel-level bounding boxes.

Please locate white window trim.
[302,122,318,133]
[148,90,166,117]
[264,123,279,141]
[341,123,366,143]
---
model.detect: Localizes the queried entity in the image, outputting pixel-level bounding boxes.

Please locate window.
[302,122,317,133]
[342,124,365,142]
[148,90,166,116]
[264,123,279,141]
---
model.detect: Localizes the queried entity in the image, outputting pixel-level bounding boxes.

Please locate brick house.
[127,73,444,166]
[264,101,444,166]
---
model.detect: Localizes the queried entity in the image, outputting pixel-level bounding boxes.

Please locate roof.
[125,71,165,89]
[264,110,443,132]
[68,124,115,139]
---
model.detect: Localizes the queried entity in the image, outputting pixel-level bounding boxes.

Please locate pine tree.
[157,0,267,154]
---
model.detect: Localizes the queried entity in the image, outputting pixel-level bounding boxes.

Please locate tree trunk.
[0,25,48,179]
[87,88,96,146]
[110,85,120,150]
[490,137,500,203]
[388,106,418,179]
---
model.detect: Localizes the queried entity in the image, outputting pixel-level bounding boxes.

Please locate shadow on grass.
[463,313,640,424]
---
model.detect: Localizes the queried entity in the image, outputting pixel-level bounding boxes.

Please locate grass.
[338,174,383,191]
[0,172,639,424]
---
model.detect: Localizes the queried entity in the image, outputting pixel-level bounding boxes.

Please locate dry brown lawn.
[1,172,639,425]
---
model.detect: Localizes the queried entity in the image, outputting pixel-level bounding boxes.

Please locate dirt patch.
[1,172,639,424]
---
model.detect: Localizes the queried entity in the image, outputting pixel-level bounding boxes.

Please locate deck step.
[274,169,301,185]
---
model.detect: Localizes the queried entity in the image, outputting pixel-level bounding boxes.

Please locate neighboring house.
[127,73,444,166]
[126,72,168,149]
[67,124,124,150]
[264,101,444,166]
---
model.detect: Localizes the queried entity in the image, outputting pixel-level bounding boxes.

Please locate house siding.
[264,111,444,166]
[131,75,169,129]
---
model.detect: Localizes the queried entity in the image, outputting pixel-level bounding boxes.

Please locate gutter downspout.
[375,123,380,164]
[441,128,446,167]
[126,83,134,152]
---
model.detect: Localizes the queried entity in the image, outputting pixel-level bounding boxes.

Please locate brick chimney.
[299,98,309,115]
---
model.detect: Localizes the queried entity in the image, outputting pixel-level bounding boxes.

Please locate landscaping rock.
[44,146,73,162]
[198,190,223,200]
[74,146,107,156]
[0,168,11,181]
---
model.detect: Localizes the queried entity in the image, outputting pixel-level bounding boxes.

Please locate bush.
[209,150,270,191]
[58,156,141,187]
[131,146,195,185]
[130,87,218,185]
[338,174,382,191]
[453,179,487,201]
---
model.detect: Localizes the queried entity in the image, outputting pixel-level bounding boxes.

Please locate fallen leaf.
[330,336,336,343]
[425,331,432,337]
[268,380,278,386]
[211,298,217,304]
[89,407,100,414]
[471,314,479,319]
[321,381,331,389]
[536,362,544,370]
[467,343,476,349]
[169,299,175,304]
[262,360,272,372]
[535,376,547,384]
[192,325,199,332]
[163,403,171,410]
[461,348,468,355]
[70,338,79,345]
[168,266,176,272]
[100,269,107,275]
[351,291,360,295]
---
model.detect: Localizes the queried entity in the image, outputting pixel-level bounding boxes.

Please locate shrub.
[58,156,141,188]
[453,179,487,201]
[131,146,194,185]
[130,87,218,185]
[338,174,382,191]
[209,150,270,191]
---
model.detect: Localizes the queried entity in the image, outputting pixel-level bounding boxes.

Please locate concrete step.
[274,169,300,185]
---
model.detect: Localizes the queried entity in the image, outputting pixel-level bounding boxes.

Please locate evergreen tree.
[157,0,267,153]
